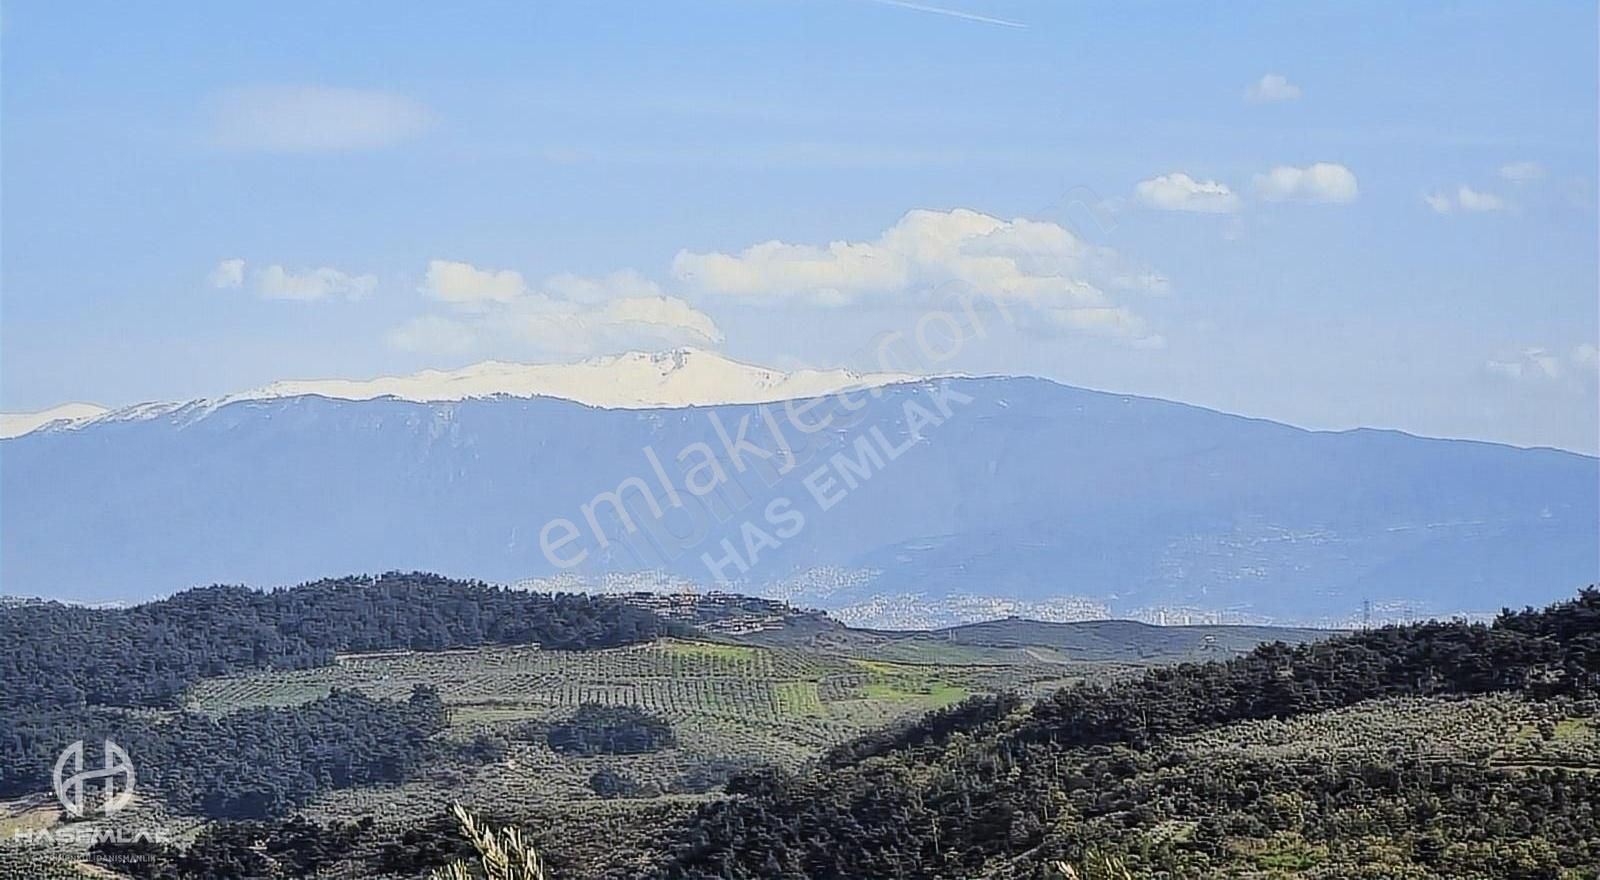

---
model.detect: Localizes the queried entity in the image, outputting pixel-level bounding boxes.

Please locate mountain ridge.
[0,349,918,438]
[0,402,110,439]
[4,375,1592,619]
[7,348,1590,456]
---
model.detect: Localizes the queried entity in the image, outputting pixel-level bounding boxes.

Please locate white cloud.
[1486,345,1599,384]
[544,270,666,304]
[672,208,1165,344]
[1134,173,1241,213]
[495,291,725,356]
[1499,160,1545,182]
[210,259,377,301]
[211,86,433,153]
[675,239,903,306]
[1425,185,1509,214]
[1253,163,1359,204]
[256,265,378,301]
[396,265,723,356]
[422,260,528,306]
[1455,186,1506,212]
[1246,73,1302,103]
[599,294,724,343]
[207,258,245,289]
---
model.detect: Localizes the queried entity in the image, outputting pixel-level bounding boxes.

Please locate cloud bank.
[672,208,1166,344]
[422,260,528,306]
[208,259,376,301]
[394,263,723,356]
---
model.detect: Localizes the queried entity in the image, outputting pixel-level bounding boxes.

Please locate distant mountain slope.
[233,348,913,409]
[930,617,1336,660]
[732,608,1334,663]
[0,349,910,438]
[2,376,1594,618]
[0,402,108,438]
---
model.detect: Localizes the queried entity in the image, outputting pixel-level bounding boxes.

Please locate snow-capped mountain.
[236,348,914,408]
[0,403,109,439]
[0,349,914,438]
[3,372,1595,620]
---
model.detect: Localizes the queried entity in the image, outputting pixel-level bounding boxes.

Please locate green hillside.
[23,578,1595,880]
[642,589,1600,880]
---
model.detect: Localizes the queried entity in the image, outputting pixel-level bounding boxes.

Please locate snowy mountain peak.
[1,349,917,437]
[0,403,109,439]
[235,348,914,408]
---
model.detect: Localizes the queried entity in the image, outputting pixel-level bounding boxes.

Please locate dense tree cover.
[547,703,678,756]
[645,589,1600,879]
[824,692,1024,766]
[0,572,684,711]
[27,589,1598,879]
[589,767,646,798]
[90,816,375,879]
[0,686,447,817]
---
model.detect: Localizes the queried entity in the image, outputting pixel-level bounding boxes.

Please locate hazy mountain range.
[0,349,911,438]
[2,349,1594,625]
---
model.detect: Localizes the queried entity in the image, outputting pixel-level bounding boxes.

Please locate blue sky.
[3,0,1596,451]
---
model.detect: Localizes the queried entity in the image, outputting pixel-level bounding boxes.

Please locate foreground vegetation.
[4,687,447,819]
[0,576,1087,876]
[647,589,1600,879]
[0,572,683,711]
[0,574,685,814]
[3,579,1595,879]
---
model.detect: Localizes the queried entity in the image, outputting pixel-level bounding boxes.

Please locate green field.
[172,637,1077,839]
[162,623,1335,864]
[4,617,1348,879]
[184,638,1053,738]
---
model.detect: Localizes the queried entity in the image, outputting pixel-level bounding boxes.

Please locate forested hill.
[0,572,686,711]
[652,588,1600,879]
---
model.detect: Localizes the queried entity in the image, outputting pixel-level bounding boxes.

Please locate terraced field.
[178,637,1083,833]
[2,629,1145,878]
[187,638,1065,735]
[6,614,1337,879]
